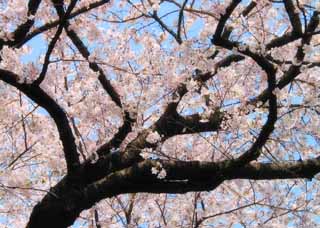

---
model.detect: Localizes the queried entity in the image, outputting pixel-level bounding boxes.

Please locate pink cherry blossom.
[0,1,320,227]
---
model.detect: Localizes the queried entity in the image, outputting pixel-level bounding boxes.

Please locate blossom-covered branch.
[0,69,80,173]
[1,1,320,227]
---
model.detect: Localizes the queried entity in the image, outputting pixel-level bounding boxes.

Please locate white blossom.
[238,44,247,52]
[272,87,281,97]
[157,168,167,179]
[27,14,35,20]
[151,167,159,175]
[316,2,320,11]
[292,57,302,66]
[146,131,161,144]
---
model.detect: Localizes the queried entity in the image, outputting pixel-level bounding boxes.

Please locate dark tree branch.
[33,0,79,85]
[266,31,301,50]
[94,209,101,228]
[155,105,223,138]
[51,0,123,110]
[64,27,122,109]
[255,11,319,104]
[88,156,320,198]
[77,157,320,223]
[237,74,277,164]
[211,0,279,164]
[266,12,319,50]
[96,111,135,157]
[151,11,182,44]
[283,0,303,35]
[7,141,38,169]
[242,1,257,17]
[120,52,247,164]
[0,69,80,173]
[58,7,137,160]
[51,0,136,161]
[212,0,241,43]
[26,148,320,228]
[176,0,188,43]
[15,0,111,48]
[0,0,41,50]
[195,201,258,228]
[5,2,317,228]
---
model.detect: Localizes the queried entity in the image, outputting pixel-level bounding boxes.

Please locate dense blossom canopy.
[0,0,320,227]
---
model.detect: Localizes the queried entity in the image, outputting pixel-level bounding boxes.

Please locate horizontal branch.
[26,154,320,227]
[266,12,319,50]
[155,105,223,138]
[81,156,320,211]
[229,158,320,180]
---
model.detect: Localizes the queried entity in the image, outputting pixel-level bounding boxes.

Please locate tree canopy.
[0,0,320,227]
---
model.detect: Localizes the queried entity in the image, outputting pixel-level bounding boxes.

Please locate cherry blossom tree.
[1,0,320,227]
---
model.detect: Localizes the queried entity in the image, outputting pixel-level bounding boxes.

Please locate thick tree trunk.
[27,199,79,228]
[26,178,87,228]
